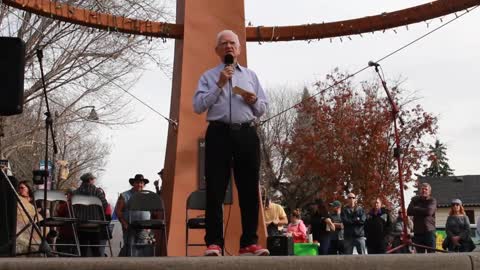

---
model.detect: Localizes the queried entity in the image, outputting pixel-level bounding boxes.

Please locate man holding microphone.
[193,29,269,256]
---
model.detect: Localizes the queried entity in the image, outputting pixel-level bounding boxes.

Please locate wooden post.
[161,0,267,256]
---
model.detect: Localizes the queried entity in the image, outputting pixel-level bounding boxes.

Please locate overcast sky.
[99,1,480,203]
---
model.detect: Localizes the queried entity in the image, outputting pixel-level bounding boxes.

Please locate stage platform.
[1,253,480,270]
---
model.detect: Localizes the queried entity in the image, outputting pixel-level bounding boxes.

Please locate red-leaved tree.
[274,69,437,210]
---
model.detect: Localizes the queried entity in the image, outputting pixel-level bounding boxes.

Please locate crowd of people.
[264,183,476,255]
[14,172,163,257]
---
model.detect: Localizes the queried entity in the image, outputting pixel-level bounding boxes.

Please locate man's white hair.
[216,29,240,47]
[421,182,431,190]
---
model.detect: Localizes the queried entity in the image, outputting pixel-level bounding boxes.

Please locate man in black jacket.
[341,193,366,254]
[365,198,392,254]
[407,182,437,253]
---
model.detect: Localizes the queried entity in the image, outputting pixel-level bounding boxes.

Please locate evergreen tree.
[423,140,454,177]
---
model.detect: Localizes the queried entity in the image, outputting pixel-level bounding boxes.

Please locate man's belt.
[209,121,255,130]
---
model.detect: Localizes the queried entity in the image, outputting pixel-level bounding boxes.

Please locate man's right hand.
[217,65,234,88]
[451,236,461,245]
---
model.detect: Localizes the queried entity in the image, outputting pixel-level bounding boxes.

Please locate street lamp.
[76,106,99,121]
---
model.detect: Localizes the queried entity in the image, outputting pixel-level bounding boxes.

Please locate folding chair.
[185,190,224,256]
[126,190,167,257]
[71,194,113,256]
[33,190,81,256]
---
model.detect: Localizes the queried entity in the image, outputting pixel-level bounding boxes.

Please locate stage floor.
[1,253,480,270]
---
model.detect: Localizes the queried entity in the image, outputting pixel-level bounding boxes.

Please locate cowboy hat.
[129,174,149,186]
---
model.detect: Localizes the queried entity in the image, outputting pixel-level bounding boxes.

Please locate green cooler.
[293,243,319,256]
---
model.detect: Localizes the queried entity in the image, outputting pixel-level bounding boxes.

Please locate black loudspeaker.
[0,37,25,116]
[0,174,18,257]
[198,138,233,204]
[267,236,294,256]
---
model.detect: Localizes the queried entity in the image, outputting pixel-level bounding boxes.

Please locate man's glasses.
[218,41,237,47]
[347,197,356,199]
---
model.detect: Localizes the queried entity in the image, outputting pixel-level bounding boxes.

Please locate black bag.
[462,237,475,252]
[267,223,282,237]
[443,237,476,252]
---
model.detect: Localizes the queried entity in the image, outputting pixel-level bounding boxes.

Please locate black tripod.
[368,62,445,254]
[15,48,63,257]
[0,169,52,256]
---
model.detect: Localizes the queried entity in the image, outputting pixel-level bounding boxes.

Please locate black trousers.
[366,239,387,254]
[413,231,436,253]
[328,239,344,254]
[78,231,101,257]
[204,123,260,248]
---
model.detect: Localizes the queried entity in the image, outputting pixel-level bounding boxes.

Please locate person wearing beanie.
[443,198,474,252]
[328,200,345,254]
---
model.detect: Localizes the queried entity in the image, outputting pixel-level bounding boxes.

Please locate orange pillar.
[162,0,267,256]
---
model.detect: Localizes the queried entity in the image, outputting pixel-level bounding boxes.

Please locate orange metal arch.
[247,0,480,41]
[3,0,479,41]
[2,0,183,38]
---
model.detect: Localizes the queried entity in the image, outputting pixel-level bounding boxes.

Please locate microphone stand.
[371,64,444,254]
[22,48,60,256]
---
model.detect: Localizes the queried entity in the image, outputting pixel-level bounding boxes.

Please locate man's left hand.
[241,92,257,105]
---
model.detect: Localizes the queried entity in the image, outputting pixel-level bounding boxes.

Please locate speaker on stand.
[267,236,294,256]
[0,37,25,116]
[0,36,25,256]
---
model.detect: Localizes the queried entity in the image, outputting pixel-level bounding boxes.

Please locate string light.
[7,0,476,43]
[260,5,479,125]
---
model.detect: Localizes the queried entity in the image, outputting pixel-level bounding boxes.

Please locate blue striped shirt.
[193,63,268,123]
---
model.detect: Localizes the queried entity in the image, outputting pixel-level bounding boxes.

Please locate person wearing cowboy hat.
[153,169,164,195]
[115,174,152,256]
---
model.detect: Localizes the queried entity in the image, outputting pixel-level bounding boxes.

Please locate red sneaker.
[239,244,270,256]
[204,244,222,256]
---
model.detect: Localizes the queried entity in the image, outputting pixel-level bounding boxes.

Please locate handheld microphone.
[36,48,44,60]
[368,61,380,67]
[224,54,234,126]
[224,54,234,66]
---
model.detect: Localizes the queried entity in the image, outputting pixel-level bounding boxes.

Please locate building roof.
[418,175,480,208]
